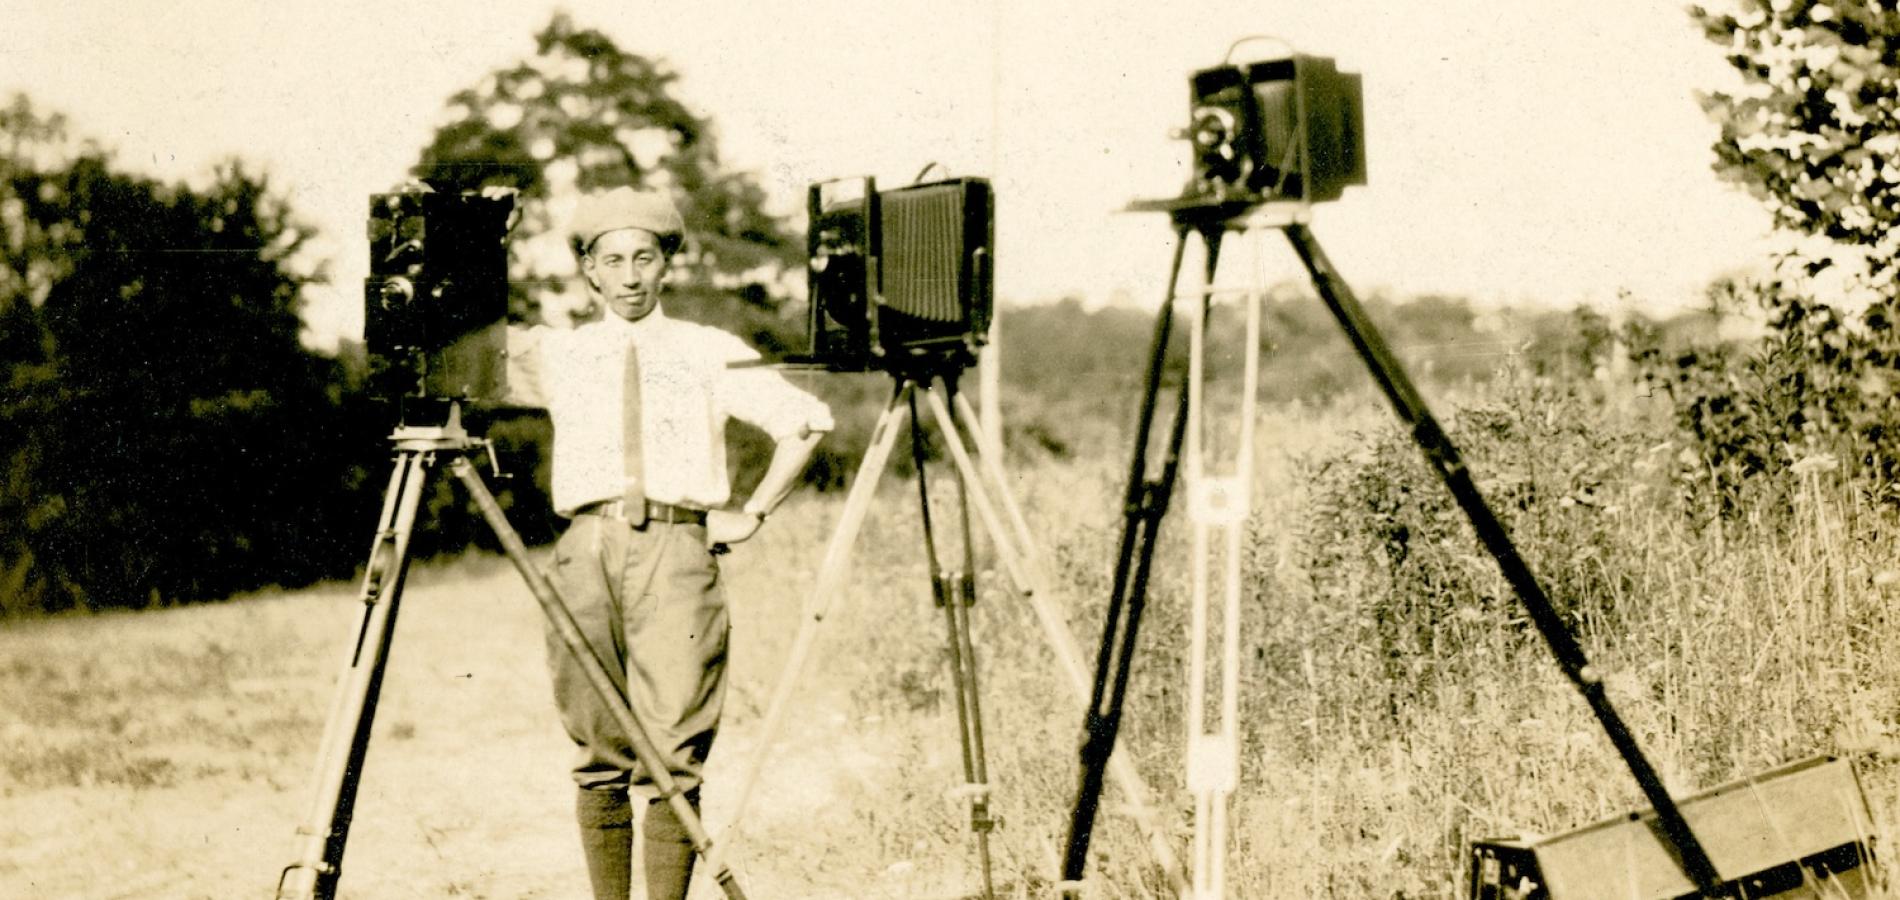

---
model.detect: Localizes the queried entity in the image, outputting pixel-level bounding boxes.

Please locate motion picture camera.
[362,187,514,405]
[800,175,994,373]
[1166,53,1367,211]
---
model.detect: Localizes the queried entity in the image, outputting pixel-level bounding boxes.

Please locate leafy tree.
[407,12,825,514]
[0,94,373,613]
[412,12,798,327]
[1649,4,1900,509]
[1691,1,1900,295]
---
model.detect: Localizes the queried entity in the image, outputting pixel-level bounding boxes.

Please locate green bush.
[1634,278,1900,512]
[0,105,380,612]
[1294,370,1669,729]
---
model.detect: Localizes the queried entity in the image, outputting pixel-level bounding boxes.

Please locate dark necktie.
[621,339,648,526]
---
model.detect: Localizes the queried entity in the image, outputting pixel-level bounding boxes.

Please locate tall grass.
[5,361,1897,897]
[778,366,1900,897]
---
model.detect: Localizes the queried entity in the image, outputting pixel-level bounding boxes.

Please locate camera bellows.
[800,175,993,374]
[881,181,981,324]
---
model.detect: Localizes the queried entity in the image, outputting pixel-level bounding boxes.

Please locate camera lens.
[379,277,415,308]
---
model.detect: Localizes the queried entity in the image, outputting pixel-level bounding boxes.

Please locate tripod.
[709,363,1191,896]
[274,402,748,900]
[1058,203,1725,898]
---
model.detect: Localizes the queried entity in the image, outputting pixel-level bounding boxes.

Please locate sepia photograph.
[2,1,1896,897]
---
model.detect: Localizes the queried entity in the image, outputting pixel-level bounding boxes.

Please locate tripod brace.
[275,403,748,900]
[1059,208,1724,897]
[905,376,1000,897]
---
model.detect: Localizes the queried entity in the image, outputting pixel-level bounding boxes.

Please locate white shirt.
[504,307,833,516]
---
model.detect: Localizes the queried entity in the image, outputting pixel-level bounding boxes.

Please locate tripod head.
[388,399,496,472]
[876,342,978,390]
[391,396,465,429]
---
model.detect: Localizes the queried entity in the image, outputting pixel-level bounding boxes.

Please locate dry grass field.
[6,380,1900,898]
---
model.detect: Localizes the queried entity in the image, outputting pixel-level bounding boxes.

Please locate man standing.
[504,187,832,900]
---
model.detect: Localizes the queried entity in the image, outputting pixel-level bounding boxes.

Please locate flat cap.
[569,186,685,256]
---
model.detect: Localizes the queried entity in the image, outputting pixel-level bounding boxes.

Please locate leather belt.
[574,499,708,526]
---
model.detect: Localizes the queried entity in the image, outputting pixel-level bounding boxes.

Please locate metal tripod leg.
[711,375,1185,893]
[910,383,998,899]
[925,384,1192,895]
[938,391,1178,892]
[278,447,432,900]
[1056,225,1209,898]
[953,385,1186,872]
[1281,222,1723,894]
[940,379,1191,893]
[710,387,910,857]
[451,458,749,900]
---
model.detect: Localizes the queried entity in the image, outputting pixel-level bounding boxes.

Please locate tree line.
[0,96,375,613]
[0,15,804,614]
[6,6,1898,614]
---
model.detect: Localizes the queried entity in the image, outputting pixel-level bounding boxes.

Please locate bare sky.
[2,0,1773,346]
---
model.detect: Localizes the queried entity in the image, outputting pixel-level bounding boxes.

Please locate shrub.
[1634,278,1900,512]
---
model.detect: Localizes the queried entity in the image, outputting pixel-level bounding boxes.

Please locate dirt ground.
[0,540,1002,899]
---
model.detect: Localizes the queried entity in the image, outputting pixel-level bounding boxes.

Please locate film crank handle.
[274,402,750,900]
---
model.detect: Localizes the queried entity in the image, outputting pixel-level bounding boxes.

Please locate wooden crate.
[1468,756,1882,899]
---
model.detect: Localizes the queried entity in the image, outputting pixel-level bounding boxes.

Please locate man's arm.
[706,330,833,547]
[745,429,827,517]
[706,428,825,546]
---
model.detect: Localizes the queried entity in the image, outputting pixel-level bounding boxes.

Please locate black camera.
[362,187,513,403]
[1180,54,1366,207]
[801,175,994,373]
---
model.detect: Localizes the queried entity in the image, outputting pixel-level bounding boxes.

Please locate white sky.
[1,0,1773,348]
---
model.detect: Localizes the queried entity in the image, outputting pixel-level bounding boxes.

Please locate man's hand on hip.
[706,509,762,550]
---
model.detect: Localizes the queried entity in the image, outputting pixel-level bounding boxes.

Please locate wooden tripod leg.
[950,392,1040,573]
[706,387,912,862]
[278,449,432,900]
[926,389,1189,894]
[449,457,751,900]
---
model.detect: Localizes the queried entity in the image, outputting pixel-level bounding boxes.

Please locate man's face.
[583,228,670,322]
